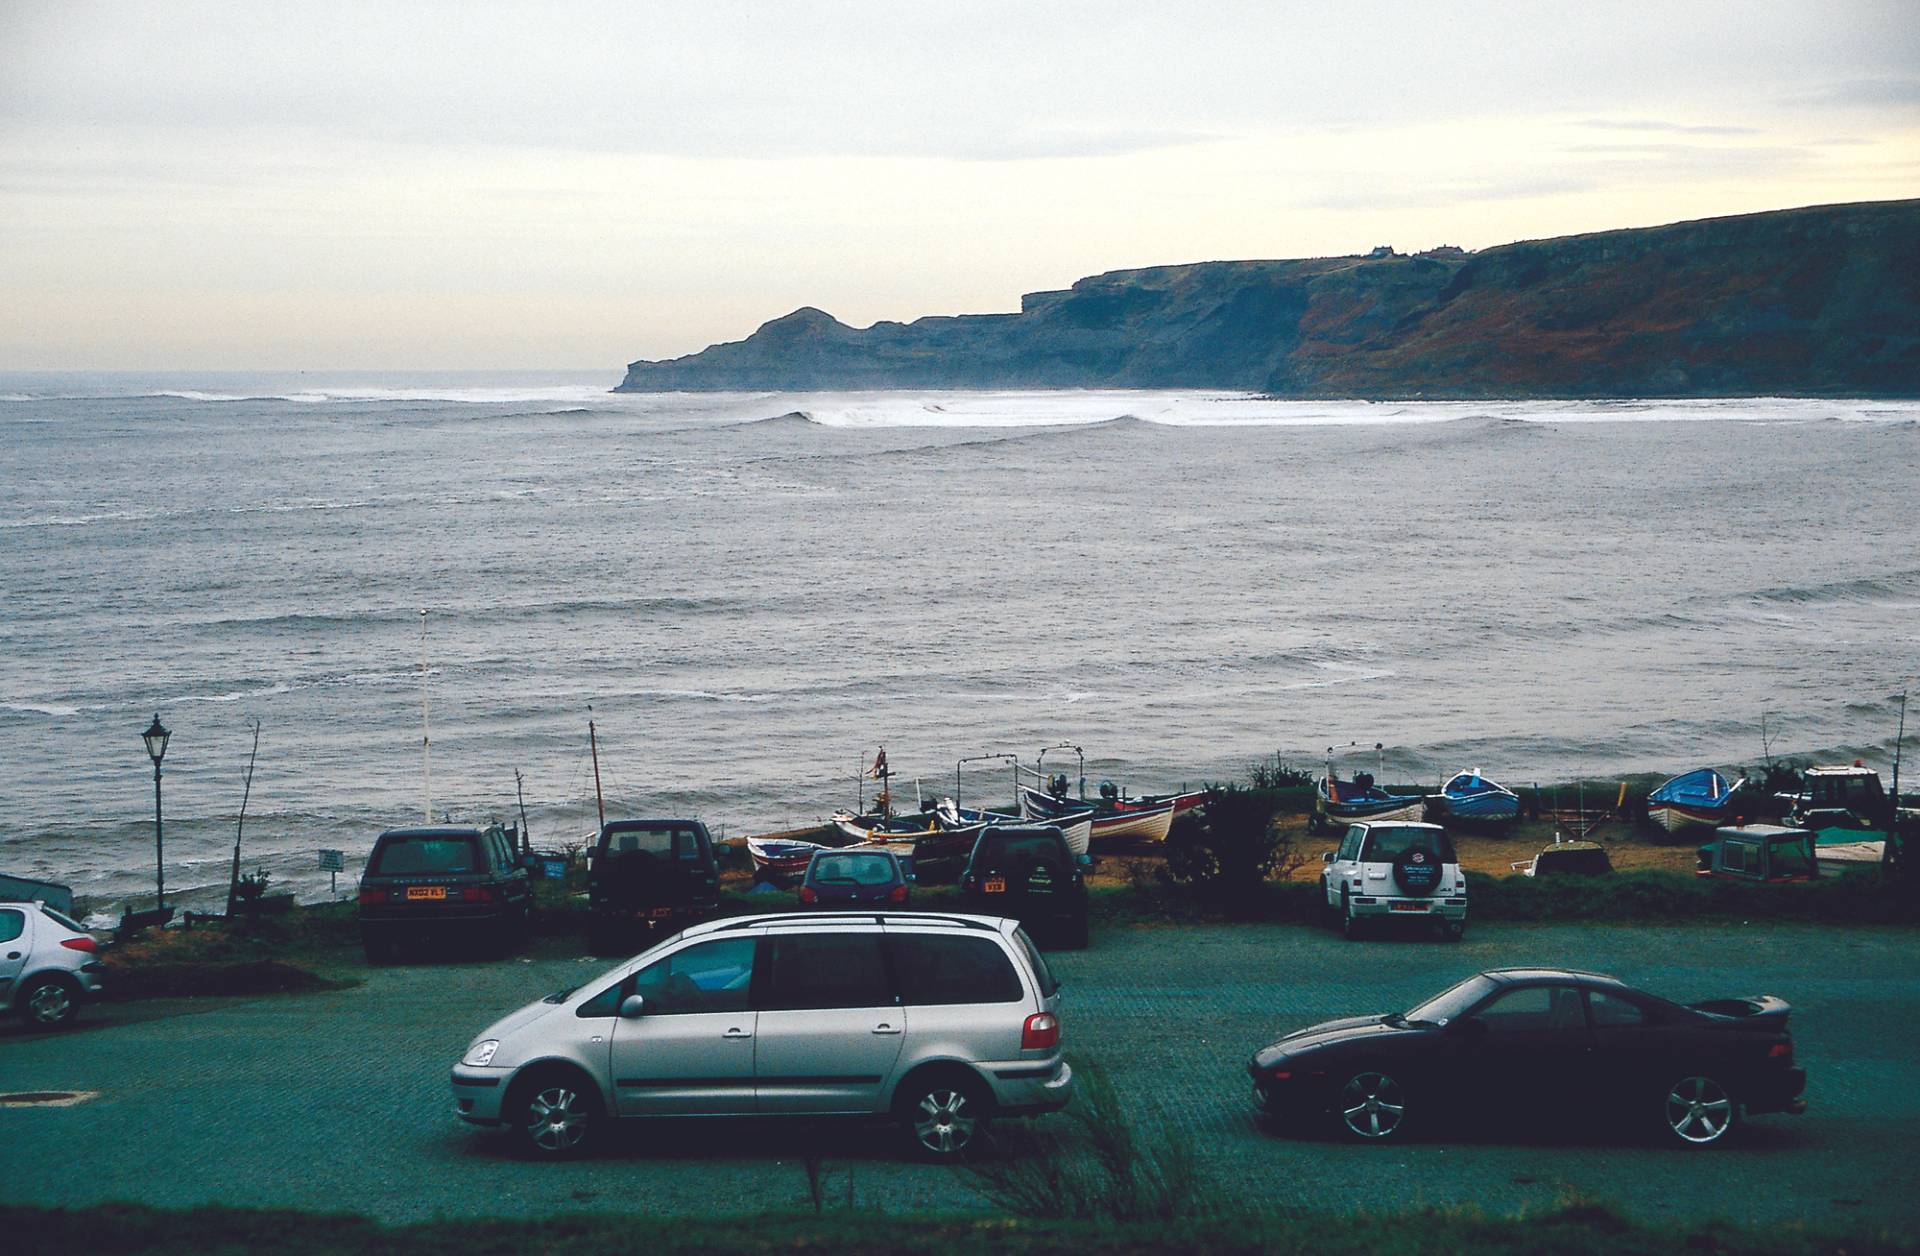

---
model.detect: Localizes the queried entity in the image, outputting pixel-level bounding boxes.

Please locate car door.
[1581,987,1671,1113]
[0,908,28,1005]
[753,930,907,1114]
[1454,983,1595,1125]
[607,936,758,1115]
[1330,826,1365,905]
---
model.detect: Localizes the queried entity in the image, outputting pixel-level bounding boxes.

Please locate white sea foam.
[769,393,1920,429]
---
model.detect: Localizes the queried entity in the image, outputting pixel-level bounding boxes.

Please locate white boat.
[936,799,1093,858]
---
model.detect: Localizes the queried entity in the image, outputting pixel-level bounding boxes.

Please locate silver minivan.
[450,912,1072,1160]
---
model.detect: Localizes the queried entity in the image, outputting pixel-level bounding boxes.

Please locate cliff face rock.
[617,200,1920,397]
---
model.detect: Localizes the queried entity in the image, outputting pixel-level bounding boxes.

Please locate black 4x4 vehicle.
[358,825,533,962]
[959,824,1088,949]
[586,819,721,954]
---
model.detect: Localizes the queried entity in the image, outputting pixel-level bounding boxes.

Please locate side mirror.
[1322,851,1335,864]
[619,994,646,1019]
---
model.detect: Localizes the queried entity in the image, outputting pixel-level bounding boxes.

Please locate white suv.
[1320,822,1466,941]
[1,900,104,1027]
[450,912,1073,1161]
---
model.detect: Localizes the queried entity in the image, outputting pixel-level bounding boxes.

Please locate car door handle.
[722,1027,753,1039]
[872,1023,903,1035]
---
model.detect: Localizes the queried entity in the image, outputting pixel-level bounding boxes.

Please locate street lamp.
[143,713,170,909]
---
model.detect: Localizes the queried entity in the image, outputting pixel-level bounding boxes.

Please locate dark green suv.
[959,824,1088,949]
[586,819,721,954]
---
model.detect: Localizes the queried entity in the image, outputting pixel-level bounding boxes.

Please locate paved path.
[3,922,1915,1227]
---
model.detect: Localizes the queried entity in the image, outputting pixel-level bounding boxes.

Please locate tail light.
[887,884,908,904]
[60,936,97,953]
[461,886,494,903]
[1021,1011,1060,1050]
[1768,1041,1794,1063]
[358,889,387,905]
[798,886,818,904]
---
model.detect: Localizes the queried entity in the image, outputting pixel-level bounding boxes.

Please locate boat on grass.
[939,799,1093,858]
[1017,784,1174,844]
[1647,768,1748,834]
[1433,770,1520,827]
[747,827,862,883]
[1311,743,1427,833]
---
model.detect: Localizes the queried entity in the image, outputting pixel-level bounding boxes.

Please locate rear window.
[601,826,705,861]
[1013,926,1057,998]
[810,852,898,886]
[889,934,1022,1004]
[1361,827,1455,863]
[370,835,480,876]
[977,832,1067,866]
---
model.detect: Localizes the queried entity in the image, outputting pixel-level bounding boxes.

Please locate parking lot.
[4,920,1917,1228]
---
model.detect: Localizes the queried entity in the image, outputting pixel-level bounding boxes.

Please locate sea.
[2,371,1916,921]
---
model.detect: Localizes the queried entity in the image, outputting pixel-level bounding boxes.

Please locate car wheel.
[19,974,80,1027]
[898,1072,989,1162]
[1340,891,1363,941]
[509,1070,602,1159]
[1337,1070,1407,1141]
[1662,1074,1738,1147]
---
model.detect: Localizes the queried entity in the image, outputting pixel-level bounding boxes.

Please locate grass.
[2,1201,1910,1255]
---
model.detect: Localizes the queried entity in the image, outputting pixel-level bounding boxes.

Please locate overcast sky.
[2,0,1916,371]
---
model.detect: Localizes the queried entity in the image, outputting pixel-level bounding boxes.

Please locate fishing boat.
[1311,743,1427,833]
[830,808,983,866]
[1646,768,1749,834]
[1433,770,1521,827]
[1017,785,1174,844]
[937,799,1094,858]
[746,827,862,883]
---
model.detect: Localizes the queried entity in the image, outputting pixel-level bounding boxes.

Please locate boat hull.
[1019,786,1171,845]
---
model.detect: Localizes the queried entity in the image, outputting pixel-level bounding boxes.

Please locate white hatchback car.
[1,901,104,1027]
[1320,822,1467,941]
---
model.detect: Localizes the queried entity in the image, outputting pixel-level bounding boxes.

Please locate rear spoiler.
[1689,994,1791,1026]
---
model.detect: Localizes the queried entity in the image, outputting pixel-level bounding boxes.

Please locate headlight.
[462,1039,500,1067]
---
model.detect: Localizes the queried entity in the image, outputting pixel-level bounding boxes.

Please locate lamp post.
[142,713,170,910]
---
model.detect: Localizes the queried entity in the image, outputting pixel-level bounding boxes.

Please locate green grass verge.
[1089,869,1920,927]
[2,1201,1909,1256]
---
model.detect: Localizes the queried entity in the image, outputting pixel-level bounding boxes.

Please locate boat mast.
[588,707,606,831]
[225,718,261,917]
[419,609,431,822]
[1886,690,1908,874]
[514,768,531,858]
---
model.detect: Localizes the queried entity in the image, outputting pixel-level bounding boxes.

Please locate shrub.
[1163,784,1305,909]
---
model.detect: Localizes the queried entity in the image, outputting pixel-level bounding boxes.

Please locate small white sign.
[317,849,345,872]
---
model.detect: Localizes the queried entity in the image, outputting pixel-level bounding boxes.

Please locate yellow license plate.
[984,878,1006,894]
[406,886,447,901]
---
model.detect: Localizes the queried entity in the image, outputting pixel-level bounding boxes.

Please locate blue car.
[798,847,911,907]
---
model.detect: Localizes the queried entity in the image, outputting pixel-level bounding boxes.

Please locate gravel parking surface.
[3,920,1914,1227]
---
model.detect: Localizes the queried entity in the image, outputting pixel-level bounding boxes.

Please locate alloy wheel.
[913,1088,977,1157]
[1339,1071,1405,1139]
[524,1084,592,1153]
[1665,1076,1734,1144]
[26,981,73,1025]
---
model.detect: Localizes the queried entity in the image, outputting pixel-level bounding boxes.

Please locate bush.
[1162,785,1305,909]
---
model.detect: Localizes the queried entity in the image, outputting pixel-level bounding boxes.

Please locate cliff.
[617,200,1920,397]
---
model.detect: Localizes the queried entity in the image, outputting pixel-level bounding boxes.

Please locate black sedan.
[1248,967,1807,1147]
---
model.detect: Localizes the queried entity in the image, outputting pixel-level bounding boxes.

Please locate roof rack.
[706,911,1002,934]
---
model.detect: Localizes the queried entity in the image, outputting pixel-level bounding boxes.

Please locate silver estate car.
[450,911,1072,1161]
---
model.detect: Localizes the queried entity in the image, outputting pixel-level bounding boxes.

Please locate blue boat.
[1435,770,1521,827]
[1647,768,1748,834]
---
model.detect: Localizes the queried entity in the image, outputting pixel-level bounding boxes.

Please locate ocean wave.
[0,700,85,717]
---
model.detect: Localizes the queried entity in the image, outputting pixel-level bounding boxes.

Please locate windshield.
[601,825,703,860]
[810,853,898,885]
[1769,836,1815,877]
[1404,973,1498,1024]
[370,835,478,876]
